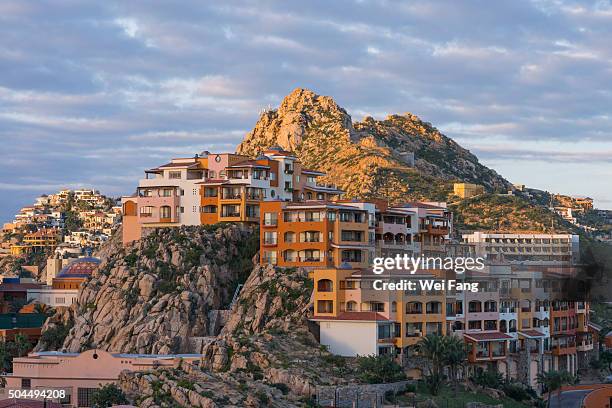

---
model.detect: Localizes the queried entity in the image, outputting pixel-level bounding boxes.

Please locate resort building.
[27,257,100,307]
[2,350,202,407]
[259,201,374,269]
[453,183,485,199]
[462,232,580,265]
[121,147,342,245]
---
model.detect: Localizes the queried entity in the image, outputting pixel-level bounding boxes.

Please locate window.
[78,388,98,408]
[468,320,482,330]
[161,189,173,197]
[426,301,441,314]
[168,171,181,179]
[307,176,316,183]
[341,249,362,263]
[406,322,422,337]
[55,297,65,304]
[317,279,333,292]
[468,301,482,313]
[263,212,277,226]
[484,320,497,330]
[21,379,31,389]
[202,205,217,213]
[301,231,320,242]
[264,231,277,245]
[327,212,336,221]
[317,300,333,313]
[160,206,171,219]
[263,251,277,264]
[140,206,153,216]
[346,301,357,311]
[341,230,363,242]
[204,187,218,197]
[221,204,240,217]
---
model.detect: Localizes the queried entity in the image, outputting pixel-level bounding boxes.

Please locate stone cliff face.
[237,88,510,203]
[117,264,361,407]
[37,225,258,354]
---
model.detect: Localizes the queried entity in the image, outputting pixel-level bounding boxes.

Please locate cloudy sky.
[1,0,611,221]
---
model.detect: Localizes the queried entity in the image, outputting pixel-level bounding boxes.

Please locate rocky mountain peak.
[238,88,510,203]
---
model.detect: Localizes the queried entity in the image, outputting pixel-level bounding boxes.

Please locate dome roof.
[57,257,101,278]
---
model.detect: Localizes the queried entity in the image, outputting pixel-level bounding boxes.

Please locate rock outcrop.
[238,88,510,203]
[116,264,362,407]
[36,224,259,354]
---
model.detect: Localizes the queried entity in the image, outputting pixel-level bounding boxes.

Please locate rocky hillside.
[237,88,510,203]
[450,194,573,233]
[36,224,259,354]
[118,264,363,407]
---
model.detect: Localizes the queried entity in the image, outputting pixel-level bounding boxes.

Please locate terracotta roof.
[312,312,389,321]
[400,202,446,210]
[0,283,44,292]
[464,331,513,341]
[157,161,198,168]
[227,160,270,168]
[519,329,546,338]
[57,257,100,278]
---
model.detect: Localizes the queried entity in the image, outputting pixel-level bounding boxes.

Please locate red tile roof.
[519,330,546,338]
[0,283,44,292]
[400,202,446,209]
[312,312,389,321]
[464,331,513,341]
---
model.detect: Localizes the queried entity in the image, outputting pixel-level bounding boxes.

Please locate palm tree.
[537,370,574,408]
[33,303,54,316]
[443,336,468,396]
[12,333,31,358]
[417,334,446,395]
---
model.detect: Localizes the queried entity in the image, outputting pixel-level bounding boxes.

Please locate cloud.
[0,0,611,219]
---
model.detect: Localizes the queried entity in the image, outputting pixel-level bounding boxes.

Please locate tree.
[33,303,54,316]
[443,335,468,396]
[0,340,11,373]
[91,383,129,407]
[537,370,574,408]
[356,355,405,384]
[417,334,446,395]
[12,333,31,358]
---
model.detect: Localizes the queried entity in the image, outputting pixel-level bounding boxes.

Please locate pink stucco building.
[2,349,202,407]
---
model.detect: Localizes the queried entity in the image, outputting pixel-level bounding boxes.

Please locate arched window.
[484,300,497,312]
[426,301,441,314]
[317,279,333,292]
[346,301,357,311]
[406,301,423,314]
[391,301,397,313]
[284,231,296,243]
[468,300,482,313]
[509,319,517,333]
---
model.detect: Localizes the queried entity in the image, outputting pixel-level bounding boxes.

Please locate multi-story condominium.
[462,231,580,265]
[310,230,597,390]
[373,200,418,258]
[121,147,342,245]
[259,201,375,269]
[401,202,452,255]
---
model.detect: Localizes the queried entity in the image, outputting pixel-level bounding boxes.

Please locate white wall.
[319,321,378,356]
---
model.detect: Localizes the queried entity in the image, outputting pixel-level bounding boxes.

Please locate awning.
[464,331,513,342]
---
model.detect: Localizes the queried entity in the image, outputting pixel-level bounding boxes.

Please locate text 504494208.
[8,389,66,399]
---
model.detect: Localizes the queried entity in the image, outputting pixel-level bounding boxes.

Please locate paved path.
[548,389,590,408]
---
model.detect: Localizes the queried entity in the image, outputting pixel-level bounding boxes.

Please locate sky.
[1,0,611,222]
